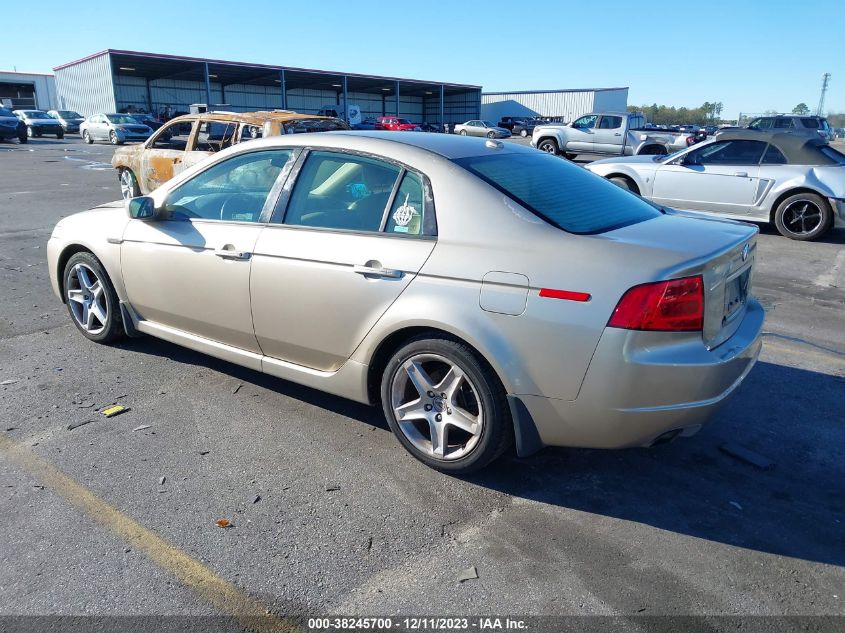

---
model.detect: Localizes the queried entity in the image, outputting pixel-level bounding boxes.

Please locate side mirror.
[127,196,158,220]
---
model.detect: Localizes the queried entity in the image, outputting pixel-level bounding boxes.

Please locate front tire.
[63,252,124,344]
[520,129,528,137]
[537,138,559,154]
[83,130,93,144]
[487,131,495,138]
[773,193,832,241]
[56,130,64,139]
[380,336,513,474]
[609,176,639,194]
[118,169,140,199]
[17,132,27,144]
[109,131,122,145]
[459,129,467,136]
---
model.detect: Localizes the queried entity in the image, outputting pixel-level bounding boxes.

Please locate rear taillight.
[608,275,704,332]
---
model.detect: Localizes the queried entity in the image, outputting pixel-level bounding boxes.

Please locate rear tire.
[380,335,513,474]
[62,252,125,344]
[520,129,528,137]
[537,138,559,154]
[487,131,495,138]
[17,132,27,144]
[56,130,64,139]
[773,192,832,241]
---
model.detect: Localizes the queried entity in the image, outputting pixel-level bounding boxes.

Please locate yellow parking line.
[0,433,299,633]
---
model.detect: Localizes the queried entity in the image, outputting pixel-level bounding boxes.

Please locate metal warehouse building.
[0,71,58,110]
[481,87,629,123]
[53,50,481,125]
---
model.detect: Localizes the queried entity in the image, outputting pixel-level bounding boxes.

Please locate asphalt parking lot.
[1,136,844,632]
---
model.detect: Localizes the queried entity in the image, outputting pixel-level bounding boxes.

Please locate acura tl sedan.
[587,130,845,241]
[47,132,763,473]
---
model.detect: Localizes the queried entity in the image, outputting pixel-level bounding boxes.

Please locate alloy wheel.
[66,263,108,335]
[782,200,822,236]
[119,170,135,199]
[390,353,483,461]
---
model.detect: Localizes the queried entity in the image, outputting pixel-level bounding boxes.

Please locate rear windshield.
[454,152,661,234]
[820,146,845,165]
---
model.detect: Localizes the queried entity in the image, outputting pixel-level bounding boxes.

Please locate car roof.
[235,130,538,161]
[165,110,338,125]
[709,130,836,164]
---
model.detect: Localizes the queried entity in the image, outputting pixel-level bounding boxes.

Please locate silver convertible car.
[586,131,845,241]
[47,132,764,473]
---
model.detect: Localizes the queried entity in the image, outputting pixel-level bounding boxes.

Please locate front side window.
[748,118,773,130]
[283,151,401,232]
[151,120,193,150]
[163,149,293,222]
[572,115,597,129]
[690,140,767,165]
[454,152,660,234]
[773,117,795,129]
[194,121,238,152]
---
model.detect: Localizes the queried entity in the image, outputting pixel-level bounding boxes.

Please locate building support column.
[395,80,400,117]
[279,69,287,109]
[439,85,445,131]
[203,62,212,108]
[145,78,153,114]
[342,75,348,122]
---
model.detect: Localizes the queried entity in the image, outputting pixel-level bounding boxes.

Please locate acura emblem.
[741,243,750,262]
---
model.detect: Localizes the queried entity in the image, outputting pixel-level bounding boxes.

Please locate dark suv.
[745,115,834,142]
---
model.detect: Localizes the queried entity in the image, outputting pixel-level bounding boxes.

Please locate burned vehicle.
[111,110,349,198]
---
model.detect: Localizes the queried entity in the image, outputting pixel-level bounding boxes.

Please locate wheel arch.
[768,187,832,223]
[605,173,641,194]
[56,244,95,303]
[636,144,667,156]
[536,135,560,150]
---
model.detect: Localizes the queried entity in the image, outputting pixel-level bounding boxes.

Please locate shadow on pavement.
[117,336,845,567]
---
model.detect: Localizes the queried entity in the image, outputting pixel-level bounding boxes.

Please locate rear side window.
[761,144,788,165]
[801,118,820,129]
[748,118,772,130]
[454,152,661,234]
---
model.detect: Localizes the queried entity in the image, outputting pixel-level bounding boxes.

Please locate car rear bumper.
[514,298,764,451]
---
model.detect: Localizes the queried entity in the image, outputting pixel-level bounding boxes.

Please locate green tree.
[792,103,810,115]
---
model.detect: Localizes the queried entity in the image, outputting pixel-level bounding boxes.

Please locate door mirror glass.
[127,196,158,220]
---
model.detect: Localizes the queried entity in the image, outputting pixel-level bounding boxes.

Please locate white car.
[14,109,64,139]
[586,130,845,241]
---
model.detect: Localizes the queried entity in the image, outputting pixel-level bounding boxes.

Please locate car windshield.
[0,107,14,117]
[57,111,82,119]
[454,152,661,234]
[26,111,51,119]
[106,114,140,124]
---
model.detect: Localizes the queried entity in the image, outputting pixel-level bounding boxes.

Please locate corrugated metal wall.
[55,53,115,116]
[481,89,628,123]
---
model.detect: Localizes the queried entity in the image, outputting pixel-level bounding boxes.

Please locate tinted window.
[195,121,238,152]
[164,149,293,222]
[598,116,623,129]
[454,152,660,234]
[800,118,820,129]
[773,117,795,129]
[283,151,401,232]
[748,118,772,130]
[152,121,193,150]
[761,145,788,165]
[693,140,767,165]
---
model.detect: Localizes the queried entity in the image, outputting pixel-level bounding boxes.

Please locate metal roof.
[53,50,481,92]
[482,87,629,96]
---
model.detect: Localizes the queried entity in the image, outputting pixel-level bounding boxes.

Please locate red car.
[375,116,421,131]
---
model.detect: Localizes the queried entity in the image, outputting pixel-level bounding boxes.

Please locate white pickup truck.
[531,112,696,160]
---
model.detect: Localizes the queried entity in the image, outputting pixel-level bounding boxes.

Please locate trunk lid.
[599,212,758,349]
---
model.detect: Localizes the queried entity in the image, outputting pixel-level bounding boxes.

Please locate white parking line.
[814,249,845,288]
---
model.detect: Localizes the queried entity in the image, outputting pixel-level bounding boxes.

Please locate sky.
[1,0,842,118]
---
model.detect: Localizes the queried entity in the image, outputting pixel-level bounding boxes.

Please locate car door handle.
[353,264,403,279]
[734,171,748,177]
[215,247,251,260]
[614,132,622,136]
